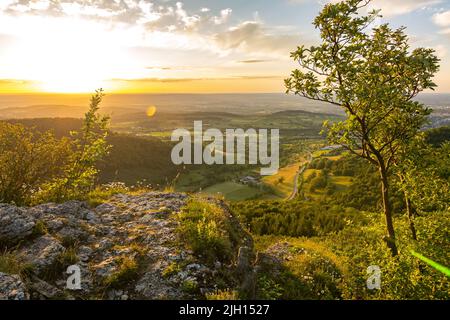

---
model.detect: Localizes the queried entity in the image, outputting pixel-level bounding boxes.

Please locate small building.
[320,145,342,151]
[239,176,260,185]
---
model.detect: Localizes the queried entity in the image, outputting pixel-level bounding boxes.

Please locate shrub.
[35,89,111,203]
[176,198,240,264]
[0,90,111,206]
[43,247,79,281]
[327,211,450,300]
[0,250,25,275]
[182,279,199,294]
[103,256,140,289]
[206,289,240,300]
[162,262,182,278]
[30,220,48,239]
[255,239,347,300]
[0,122,72,205]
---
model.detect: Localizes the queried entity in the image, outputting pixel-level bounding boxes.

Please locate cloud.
[433,44,448,59]
[371,0,442,16]
[145,66,192,71]
[238,59,273,64]
[0,1,304,57]
[213,8,232,25]
[432,10,450,38]
[433,10,450,27]
[113,75,283,83]
[0,78,37,92]
[214,21,301,56]
[323,0,441,17]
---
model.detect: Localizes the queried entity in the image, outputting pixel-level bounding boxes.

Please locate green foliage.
[256,274,284,300]
[425,125,450,147]
[285,0,440,255]
[206,289,240,300]
[98,133,178,186]
[255,239,347,300]
[0,121,72,205]
[162,262,182,278]
[325,211,449,300]
[309,171,328,192]
[103,256,140,289]
[0,90,110,205]
[0,250,27,276]
[176,198,241,264]
[86,182,132,207]
[30,220,48,239]
[181,279,199,294]
[232,200,360,237]
[43,247,79,281]
[37,89,111,203]
[395,137,450,212]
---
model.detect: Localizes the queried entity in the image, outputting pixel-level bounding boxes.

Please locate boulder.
[18,235,65,275]
[0,204,35,246]
[0,272,29,300]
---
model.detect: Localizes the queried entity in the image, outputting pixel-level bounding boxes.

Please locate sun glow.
[0,14,147,93]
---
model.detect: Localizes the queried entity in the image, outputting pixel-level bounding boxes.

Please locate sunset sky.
[0,0,449,94]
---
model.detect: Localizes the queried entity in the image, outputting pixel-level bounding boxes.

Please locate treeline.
[425,125,450,147]
[231,200,361,237]
[7,117,179,187]
[305,155,406,212]
[98,133,178,185]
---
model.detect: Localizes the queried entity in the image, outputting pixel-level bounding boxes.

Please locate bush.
[206,289,240,300]
[326,211,450,300]
[255,239,347,300]
[0,90,110,206]
[0,122,72,205]
[0,250,28,276]
[103,256,140,289]
[176,198,241,264]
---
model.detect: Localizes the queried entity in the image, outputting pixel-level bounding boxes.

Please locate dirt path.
[286,153,312,201]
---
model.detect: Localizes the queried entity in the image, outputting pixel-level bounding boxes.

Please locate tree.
[285,0,439,256]
[0,90,111,205]
[394,136,449,240]
[35,89,111,203]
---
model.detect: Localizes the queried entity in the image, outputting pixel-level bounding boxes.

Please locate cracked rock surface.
[0,192,251,300]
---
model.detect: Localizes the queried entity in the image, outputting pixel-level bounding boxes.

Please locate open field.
[262,162,303,199]
[200,181,267,201]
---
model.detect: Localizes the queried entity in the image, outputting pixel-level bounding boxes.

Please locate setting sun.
[0,0,449,94]
[0,0,449,305]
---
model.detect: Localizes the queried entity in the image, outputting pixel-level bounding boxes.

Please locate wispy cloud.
[370,0,442,17]
[323,0,442,17]
[113,75,283,83]
[214,21,302,57]
[238,59,273,64]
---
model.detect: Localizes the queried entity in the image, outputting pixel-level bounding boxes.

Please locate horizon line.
[0,91,449,96]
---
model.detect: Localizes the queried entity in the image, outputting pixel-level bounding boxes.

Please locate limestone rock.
[0,272,29,300]
[0,204,35,245]
[18,235,65,275]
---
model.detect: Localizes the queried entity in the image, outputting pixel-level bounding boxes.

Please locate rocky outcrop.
[0,204,35,245]
[18,235,65,276]
[0,192,254,300]
[0,273,29,300]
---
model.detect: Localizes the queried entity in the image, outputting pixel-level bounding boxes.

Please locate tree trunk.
[405,194,418,241]
[379,166,398,256]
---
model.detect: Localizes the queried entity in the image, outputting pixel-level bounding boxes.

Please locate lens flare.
[146,106,157,117]
[411,250,450,277]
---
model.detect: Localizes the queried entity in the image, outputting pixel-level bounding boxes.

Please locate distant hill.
[98,133,178,186]
[6,118,178,186]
